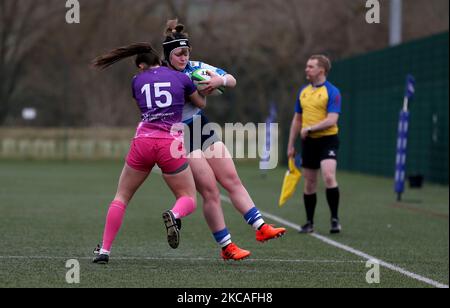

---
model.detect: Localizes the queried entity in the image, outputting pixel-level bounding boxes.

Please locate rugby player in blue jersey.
[161,19,286,261]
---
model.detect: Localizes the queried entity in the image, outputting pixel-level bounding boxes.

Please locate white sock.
[219,234,232,248]
[253,219,265,230]
[220,239,232,248]
[100,248,110,256]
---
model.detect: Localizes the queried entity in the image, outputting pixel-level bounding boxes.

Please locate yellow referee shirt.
[295,81,342,138]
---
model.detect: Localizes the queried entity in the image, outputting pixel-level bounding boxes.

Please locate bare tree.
[165,0,189,22]
[1,0,447,127]
[0,0,64,124]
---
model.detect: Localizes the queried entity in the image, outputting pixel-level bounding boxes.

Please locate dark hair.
[164,19,189,40]
[163,19,191,63]
[92,43,161,70]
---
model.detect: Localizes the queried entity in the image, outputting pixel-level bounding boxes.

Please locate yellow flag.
[278,158,302,207]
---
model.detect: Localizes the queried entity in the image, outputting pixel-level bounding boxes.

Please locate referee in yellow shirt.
[287,55,342,234]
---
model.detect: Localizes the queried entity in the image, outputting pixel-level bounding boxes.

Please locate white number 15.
[141,82,173,108]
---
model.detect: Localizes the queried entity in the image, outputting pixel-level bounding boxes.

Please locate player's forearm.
[190,91,207,109]
[308,114,338,133]
[223,74,236,88]
[288,118,302,147]
[310,120,334,132]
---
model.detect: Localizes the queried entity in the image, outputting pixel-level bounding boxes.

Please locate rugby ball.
[191,68,225,96]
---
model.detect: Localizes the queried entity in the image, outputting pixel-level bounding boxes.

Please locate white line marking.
[0,255,362,264]
[220,195,449,289]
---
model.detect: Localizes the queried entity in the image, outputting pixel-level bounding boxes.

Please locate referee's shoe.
[298,222,314,234]
[330,218,342,234]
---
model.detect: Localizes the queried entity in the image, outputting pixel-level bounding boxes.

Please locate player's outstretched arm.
[189,91,207,109]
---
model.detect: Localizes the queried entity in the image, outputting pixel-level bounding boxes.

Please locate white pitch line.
[0,255,362,264]
[220,195,449,289]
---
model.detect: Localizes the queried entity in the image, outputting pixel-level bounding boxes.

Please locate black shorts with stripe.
[301,134,340,170]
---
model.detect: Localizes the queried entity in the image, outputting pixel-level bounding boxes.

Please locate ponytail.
[92,43,161,70]
[164,19,188,38]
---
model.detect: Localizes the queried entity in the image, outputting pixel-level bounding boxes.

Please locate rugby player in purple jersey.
[91,43,205,264]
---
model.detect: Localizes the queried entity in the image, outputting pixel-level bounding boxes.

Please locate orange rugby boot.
[256,224,286,242]
[221,243,251,261]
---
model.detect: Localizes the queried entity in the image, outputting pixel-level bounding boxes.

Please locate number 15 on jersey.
[141,82,173,109]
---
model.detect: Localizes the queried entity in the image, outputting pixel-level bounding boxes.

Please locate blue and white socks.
[212,207,265,248]
[213,228,232,248]
[244,207,265,230]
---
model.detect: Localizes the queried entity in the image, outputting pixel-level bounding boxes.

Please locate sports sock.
[244,207,265,230]
[171,196,196,219]
[304,193,317,224]
[99,248,110,256]
[213,228,232,248]
[326,187,340,220]
[101,200,127,252]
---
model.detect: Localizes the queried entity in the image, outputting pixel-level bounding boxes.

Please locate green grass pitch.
[0,160,448,288]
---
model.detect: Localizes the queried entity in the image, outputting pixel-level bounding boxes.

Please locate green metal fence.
[330,32,449,184]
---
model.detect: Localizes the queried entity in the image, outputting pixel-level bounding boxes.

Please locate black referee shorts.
[301,134,340,170]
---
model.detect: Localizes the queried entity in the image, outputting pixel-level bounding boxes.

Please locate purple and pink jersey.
[131,66,196,139]
[100,67,198,256]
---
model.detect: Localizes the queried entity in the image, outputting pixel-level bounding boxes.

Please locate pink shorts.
[126,137,188,174]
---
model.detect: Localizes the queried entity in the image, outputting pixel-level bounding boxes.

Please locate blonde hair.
[309,55,332,75]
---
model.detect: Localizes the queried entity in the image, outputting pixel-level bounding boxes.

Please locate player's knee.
[323,173,337,187]
[304,178,317,191]
[198,183,220,203]
[221,174,242,192]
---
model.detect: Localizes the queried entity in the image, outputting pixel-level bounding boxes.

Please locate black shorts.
[301,135,339,170]
[184,113,221,154]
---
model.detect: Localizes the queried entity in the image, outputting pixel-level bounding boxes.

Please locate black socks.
[326,187,340,220]
[303,193,317,224]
